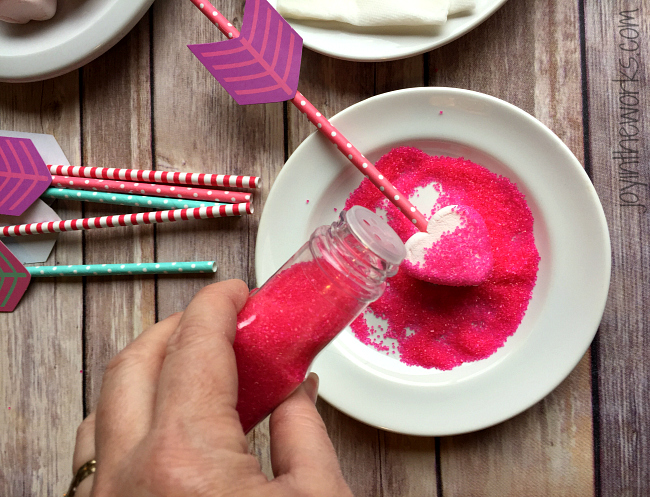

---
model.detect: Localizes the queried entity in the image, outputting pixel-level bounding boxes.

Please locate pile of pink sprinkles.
[345,147,540,370]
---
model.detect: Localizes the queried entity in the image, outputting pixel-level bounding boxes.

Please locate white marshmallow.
[0,0,57,24]
[404,205,463,268]
[402,204,493,286]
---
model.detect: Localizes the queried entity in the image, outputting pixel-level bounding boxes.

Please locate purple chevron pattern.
[188,0,303,105]
[0,241,30,312]
[0,137,52,217]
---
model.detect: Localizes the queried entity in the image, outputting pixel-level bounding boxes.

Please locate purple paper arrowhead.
[0,137,52,217]
[0,240,31,312]
[189,0,303,105]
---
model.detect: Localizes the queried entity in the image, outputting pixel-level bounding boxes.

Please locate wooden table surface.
[1,0,648,495]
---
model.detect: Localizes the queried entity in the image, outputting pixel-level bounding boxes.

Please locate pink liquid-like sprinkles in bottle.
[234,206,405,432]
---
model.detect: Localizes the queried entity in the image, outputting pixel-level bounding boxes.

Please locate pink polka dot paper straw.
[189,0,428,232]
[52,175,251,204]
[291,91,427,229]
[0,204,252,237]
[49,165,260,189]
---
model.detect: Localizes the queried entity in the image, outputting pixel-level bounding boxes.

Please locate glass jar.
[234,205,406,433]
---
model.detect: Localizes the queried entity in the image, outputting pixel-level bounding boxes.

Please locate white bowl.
[256,87,610,435]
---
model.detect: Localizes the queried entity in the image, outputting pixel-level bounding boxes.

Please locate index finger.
[152,279,249,451]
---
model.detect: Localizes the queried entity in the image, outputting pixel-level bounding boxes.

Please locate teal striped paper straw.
[27,261,217,277]
[42,188,226,210]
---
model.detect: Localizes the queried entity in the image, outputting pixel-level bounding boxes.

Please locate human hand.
[71,279,353,497]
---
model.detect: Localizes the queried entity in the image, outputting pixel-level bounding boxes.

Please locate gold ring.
[64,459,96,497]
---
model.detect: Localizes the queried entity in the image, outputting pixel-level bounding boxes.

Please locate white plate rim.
[268,0,508,62]
[0,0,153,83]
[256,87,611,436]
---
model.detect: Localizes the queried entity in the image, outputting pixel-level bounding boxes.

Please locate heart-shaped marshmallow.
[402,204,493,286]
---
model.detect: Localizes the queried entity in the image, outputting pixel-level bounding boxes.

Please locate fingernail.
[304,372,319,404]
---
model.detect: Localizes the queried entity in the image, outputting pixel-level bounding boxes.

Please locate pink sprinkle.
[439,111,443,115]
[80,370,83,373]
[7,407,10,410]
[306,200,310,204]
[345,147,539,370]
[333,208,338,212]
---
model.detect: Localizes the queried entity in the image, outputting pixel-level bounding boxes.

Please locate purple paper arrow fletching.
[0,241,31,312]
[0,137,52,217]
[188,0,303,105]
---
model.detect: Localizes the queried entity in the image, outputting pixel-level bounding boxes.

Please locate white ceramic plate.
[0,0,153,82]
[268,0,507,62]
[256,87,610,436]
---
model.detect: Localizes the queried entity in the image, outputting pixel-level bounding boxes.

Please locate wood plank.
[584,1,650,494]
[376,55,427,92]
[374,55,440,496]
[81,15,156,411]
[153,0,283,307]
[285,45,435,497]
[319,403,382,494]
[0,74,83,496]
[380,431,438,496]
[286,49,382,496]
[431,0,595,495]
[151,0,284,480]
[285,48,437,495]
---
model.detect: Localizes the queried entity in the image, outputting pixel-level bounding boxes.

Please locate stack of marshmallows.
[277,0,476,27]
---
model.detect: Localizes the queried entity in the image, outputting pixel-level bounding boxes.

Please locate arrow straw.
[42,188,227,210]
[0,204,252,237]
[49,165,260,189]
[188,0,429,232]
[0,240,218,312]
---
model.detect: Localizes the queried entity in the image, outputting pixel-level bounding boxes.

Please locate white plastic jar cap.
[346,205,406,266]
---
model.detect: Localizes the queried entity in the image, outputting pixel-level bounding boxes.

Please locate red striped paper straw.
[49,165,260,189]
[52,175,252,204]
[0,204,252,237]
[189,0,428,232]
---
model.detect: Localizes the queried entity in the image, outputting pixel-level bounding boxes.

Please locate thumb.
[269,374,351,493]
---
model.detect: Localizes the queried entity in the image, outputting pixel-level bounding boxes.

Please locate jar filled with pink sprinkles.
[234,206,406,432]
